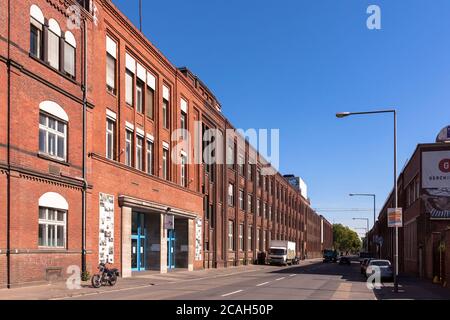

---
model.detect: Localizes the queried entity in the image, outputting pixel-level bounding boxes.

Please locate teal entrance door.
[131,213,146,271]
[167,229,176,269]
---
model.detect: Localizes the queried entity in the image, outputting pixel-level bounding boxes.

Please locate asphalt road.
[68,259,377,300]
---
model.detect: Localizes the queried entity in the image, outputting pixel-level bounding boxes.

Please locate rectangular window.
[227,142,234,169]
[136,136,143,170]
[239,224,244,251]
[248,226,253,251]
[228,220,234,251]
[146,140,154,175]
[257,199,261,216]
[106,118,115,160]
[228,184,234,207]
[248,163,253,181]
[181,154,187,187]
[30,18,43,59]
[106,53,116,93]
[136,80,144,113]
[181,111,187,140]
[47,31,60,70]
[125,130,133,166]
[146,87,154,119]
[263,203,267,219]
[247,194,253,213]
[126,70,134,106]
[238,155,245,176]
[163,99,169,129]
[263,230,267,251]
[163,147,169,180]
[39,207,66,248]
[239,190,244,210]
[256,169,260,187]
[64,42,75,77]
[39,113,67,161]
[256,228,260,251]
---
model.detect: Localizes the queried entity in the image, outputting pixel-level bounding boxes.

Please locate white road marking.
[275,277,286,281]
[256,282,270,287]
[221,290,243,297]
[289,274,296,277]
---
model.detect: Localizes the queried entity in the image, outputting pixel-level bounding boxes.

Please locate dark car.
[323,250,338,263]
[339,256,351,265]
[360,258,373,274]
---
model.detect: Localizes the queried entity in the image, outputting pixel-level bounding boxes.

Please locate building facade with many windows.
[0,0,333,287]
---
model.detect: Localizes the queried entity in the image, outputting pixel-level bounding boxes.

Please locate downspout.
[81,17,88,274]
[6,0,11,289]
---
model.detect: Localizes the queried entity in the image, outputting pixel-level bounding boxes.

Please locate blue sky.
[112,0,450,235]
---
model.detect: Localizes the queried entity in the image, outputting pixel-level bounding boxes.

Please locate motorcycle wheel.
[91,274,102,288]
[109,274,118,286]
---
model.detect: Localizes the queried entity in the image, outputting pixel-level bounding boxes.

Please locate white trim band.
[125,53,136,74]
[146,133,155,142]
[163,142,170,150]
[136,127,145,137]
[106,109,117,121]
[147,72,156,90]
[137,63,146,82]
[39,101,68,122]
[180,98,188,113]
[125,121,134,131]
[163,86,170,100]
[65,31,76,48]
[106,36,117,59]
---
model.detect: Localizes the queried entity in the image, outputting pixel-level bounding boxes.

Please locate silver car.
[365,259,394,282]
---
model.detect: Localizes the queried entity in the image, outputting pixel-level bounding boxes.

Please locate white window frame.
[39,113,67,161]
[162,147,169,180]
[125,70,134,106]
[181,153,187,187]
[239,190,244,210]
[239,224,244,251]
[136,135,143,170]
[136,79,144,113]
[146,140,154,175]
[125,130,133,166]
[228,183,234,207]
[228,220,234,251]
[38,207,67,248]
[248,226,253,251]
[106,118,115,160]
[47,29,60,70]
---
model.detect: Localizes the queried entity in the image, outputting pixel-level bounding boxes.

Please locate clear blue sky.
[112,0,450,235]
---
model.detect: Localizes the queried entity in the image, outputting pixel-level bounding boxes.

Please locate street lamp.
[337,109,399,293]
[349,193,376,228]
[353,218,369,252]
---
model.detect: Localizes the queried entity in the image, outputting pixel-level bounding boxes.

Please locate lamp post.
[353,218,369,252]
[337,109,399,293]
[350,193,376,253]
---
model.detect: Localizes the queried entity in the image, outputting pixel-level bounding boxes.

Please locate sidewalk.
[0,259,321,300]
[375,275,450,300]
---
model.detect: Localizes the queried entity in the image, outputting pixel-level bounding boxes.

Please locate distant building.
[284,175,308,200]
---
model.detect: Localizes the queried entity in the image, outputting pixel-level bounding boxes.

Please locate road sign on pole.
[388,208,403,228]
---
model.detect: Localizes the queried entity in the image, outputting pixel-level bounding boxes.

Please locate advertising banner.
[164,214,175,230]
[99,193,114,263]
[422,151,450,219]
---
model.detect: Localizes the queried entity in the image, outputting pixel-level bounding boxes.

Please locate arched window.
[47,18,61,69]
[39,101,68,161]
[38,192,68,248]
[64,31,76,77]
[30,5,44,59]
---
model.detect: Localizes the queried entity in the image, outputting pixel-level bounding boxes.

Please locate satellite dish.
[436,126,450,143]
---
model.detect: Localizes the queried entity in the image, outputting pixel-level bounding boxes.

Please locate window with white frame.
[146,140,154,175]
[136,79,144,114]
[64,32,76,78]
[228,220,234,251]
[47,19,61,70]
[162,146,169,180]
[263,230,267,251]
[30,18,43,59]
[106,36,117,94]
[181,153,187,187]
[248,225,253,251]
[256,228,260,251]
[39,207,66,248]
[239,224,244,251]
[238,154,245,176]
[228,183,234,207]
[136,135,143,170]
[248,163,253,181]
[239,190,244,210]
[146,86,154,119]
[162,99,169,129]
[125,130,133,166]
[256,199,261,216]
[106,118,115,160]
[181,111,187,140]
[126,70,134,106]
[39,113,67,161]
[247,194,253,213]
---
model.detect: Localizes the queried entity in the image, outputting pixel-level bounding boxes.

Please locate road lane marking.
[289,274,296,277]
[221,290,243,297]
[256,282,270,287]
[275,277,286,281]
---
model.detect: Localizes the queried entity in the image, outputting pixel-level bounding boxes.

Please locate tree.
[333,224,362,253]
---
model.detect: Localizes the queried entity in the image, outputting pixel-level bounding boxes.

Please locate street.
[57,259,449,300]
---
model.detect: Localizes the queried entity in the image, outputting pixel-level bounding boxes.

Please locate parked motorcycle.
[91,262,120,288]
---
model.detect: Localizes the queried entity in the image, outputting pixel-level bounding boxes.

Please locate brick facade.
[0,0,333,288]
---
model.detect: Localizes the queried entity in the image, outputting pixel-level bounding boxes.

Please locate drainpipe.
[6,0,11,289]
[81,17,88,274]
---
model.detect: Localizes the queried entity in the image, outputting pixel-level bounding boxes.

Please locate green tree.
[333,224,362,253]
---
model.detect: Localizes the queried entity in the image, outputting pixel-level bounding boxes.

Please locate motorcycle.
[91,262,120,288]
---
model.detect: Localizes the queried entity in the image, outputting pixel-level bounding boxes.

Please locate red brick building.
[369,142,450,281]
[0,0,333,288]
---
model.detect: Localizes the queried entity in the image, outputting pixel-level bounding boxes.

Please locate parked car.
[358,252,373,264]
[323,250,338,263]
[360,258,373,274]
[365,260,394,281]
[339,256,351,265]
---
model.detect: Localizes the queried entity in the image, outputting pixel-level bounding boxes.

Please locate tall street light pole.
[349,193,376,238]
[353,218,369,252]
[337,109,399,293]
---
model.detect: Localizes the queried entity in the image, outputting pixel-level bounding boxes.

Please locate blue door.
[131,213,146,271]
[167,230,176,269]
